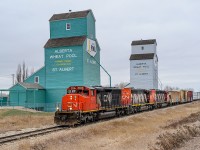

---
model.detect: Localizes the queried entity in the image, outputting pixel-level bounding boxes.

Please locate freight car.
[180,90,193,103]
[54,86,174,126]
[167,90,193,104]
[167,90,181,105]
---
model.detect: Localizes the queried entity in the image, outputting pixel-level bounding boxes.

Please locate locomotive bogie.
[54,110,100,126]
[54,111,80,126]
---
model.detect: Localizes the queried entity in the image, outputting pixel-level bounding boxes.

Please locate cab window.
[83,90,89,96]
[67,90,77,94]
[67,90,71,94]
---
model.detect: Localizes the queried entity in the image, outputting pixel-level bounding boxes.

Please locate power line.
[0,74,15,86]
[0,74,13,77]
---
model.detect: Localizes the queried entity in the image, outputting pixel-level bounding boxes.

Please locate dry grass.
[0,109,54,133]
[152,125,200,150]
[150,109,200,150]
[164,112,200,129]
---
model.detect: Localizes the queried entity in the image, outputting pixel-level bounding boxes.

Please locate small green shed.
[9,82,46,110]
[0,97,8,106]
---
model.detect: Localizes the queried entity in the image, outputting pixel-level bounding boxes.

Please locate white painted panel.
[130,59,158,89]
[131,44,156,54]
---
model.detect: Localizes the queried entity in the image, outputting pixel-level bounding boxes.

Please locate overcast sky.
[0,0,200,91]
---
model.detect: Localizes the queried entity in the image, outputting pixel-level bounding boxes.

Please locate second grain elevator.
[130,39,158,89]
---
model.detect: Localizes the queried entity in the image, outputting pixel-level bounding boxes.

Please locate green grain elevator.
[9,10,101,111]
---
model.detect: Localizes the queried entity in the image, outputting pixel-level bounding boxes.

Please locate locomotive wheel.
[130,106,134,114]
[116,109,120,117]
[137,107,141,112]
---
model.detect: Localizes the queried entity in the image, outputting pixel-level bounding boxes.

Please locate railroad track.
[0,126,67,145]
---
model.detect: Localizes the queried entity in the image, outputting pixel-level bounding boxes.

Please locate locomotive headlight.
[69,107,72,110]
[56,107,59,111]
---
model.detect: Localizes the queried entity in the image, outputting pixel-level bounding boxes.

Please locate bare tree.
[181,88,194,91]
[22,61,26,82]
[16,64,22,83]
[115,82,129,88]
[16,62,29,83]
[26,68,29,79]
[164,85,180,91]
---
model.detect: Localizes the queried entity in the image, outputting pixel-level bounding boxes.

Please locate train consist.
[54,86,193,126]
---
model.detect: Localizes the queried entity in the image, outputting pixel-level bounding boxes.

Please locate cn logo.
[68,102,78,108]
[73,103,78,107]
[122,95,130,100]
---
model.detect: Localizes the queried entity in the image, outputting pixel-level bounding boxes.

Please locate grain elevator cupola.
[130,39,158,89]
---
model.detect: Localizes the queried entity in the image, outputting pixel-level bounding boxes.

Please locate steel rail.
[0,126,67,145]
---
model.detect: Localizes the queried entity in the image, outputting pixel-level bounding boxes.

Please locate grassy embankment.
[0,109,54,133]
[152,111,200,150]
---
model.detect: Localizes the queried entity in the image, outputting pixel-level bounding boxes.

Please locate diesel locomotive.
[54,86,193,126]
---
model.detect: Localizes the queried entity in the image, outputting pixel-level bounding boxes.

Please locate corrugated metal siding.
[131,44,156,55]
[87,12,96,40]
[18,91,26,106]
[9,84,46,107]
[35,90,46,103]
[25,67,45,87]
[50,18,87,39]
[130,42,158,89]
[27,90,45,103]
[46,89,66,103]
[9,92,17,105]
[83,40,100,86]
[9,91,26,106]
[45,89,66,111]
[130,59,154,89]
[153,61,158,89]
[10,84,26,106]
[45,45,84,89]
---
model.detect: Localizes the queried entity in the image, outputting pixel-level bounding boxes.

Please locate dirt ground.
[0,101,200,150]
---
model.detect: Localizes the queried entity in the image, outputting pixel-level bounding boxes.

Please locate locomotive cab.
[62,86,98,112]
[54,86,99,125]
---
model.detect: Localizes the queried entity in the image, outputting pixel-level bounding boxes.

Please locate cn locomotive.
[54,86,193,126]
